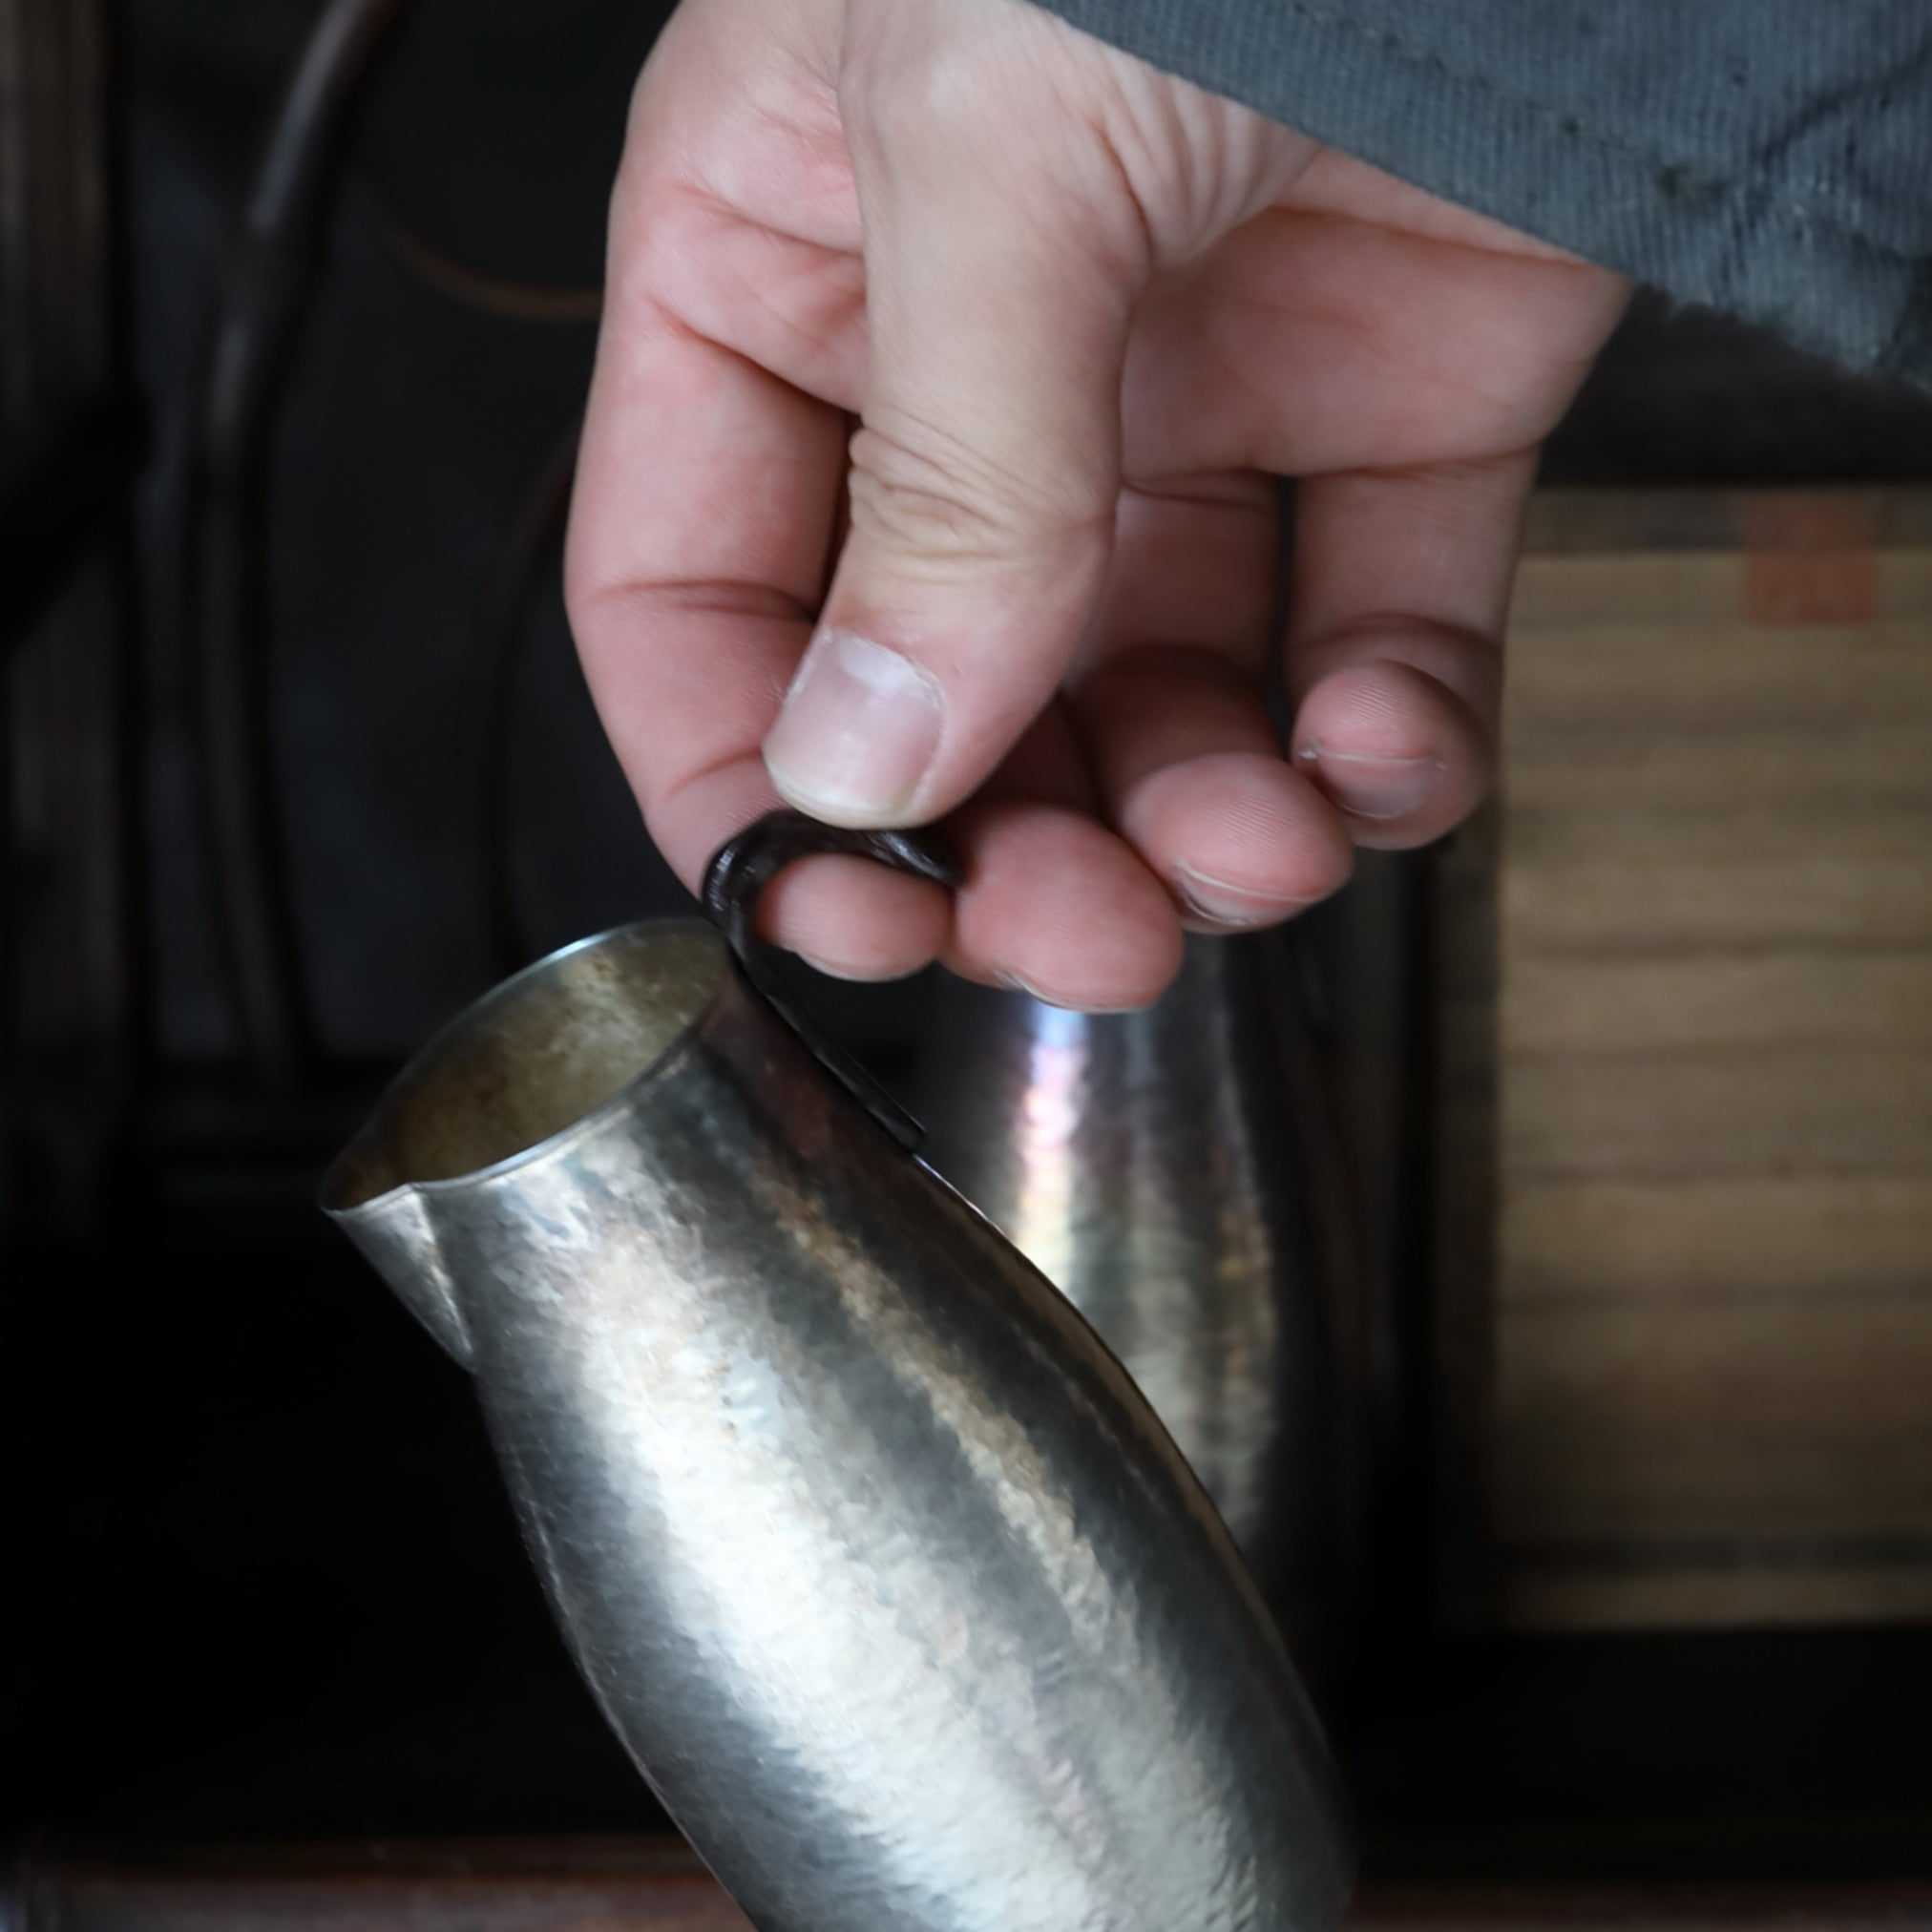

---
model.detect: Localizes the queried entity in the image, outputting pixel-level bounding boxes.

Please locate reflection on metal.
[916,933,1362,1665]
[324,917,1352,1932]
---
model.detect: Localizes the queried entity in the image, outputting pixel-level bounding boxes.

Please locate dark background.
[8,0,1932,1871]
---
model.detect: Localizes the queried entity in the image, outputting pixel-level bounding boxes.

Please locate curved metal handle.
[702,811,962,1150]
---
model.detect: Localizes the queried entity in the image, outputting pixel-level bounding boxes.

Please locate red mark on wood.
[1740,494,1880,625]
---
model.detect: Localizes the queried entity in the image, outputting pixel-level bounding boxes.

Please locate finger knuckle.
[846,417,1080,569]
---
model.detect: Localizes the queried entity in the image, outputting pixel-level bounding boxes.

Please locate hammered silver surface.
[325,920,1353,1932]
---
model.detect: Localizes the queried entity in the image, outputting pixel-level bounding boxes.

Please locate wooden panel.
[1504,1178,1932,1303]
[1505,956,1932,1056]
[1504,1046,1932,1182]
[1509,853,1932,956]
[1495,1298,1932,1536]
[1451,490,1932,1631]
[1508,1565,1932,1631]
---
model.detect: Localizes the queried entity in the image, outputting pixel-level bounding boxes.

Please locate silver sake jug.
[914,930,1368,1675]
[322,814,1353,1932]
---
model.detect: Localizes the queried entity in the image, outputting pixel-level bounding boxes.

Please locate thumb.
[762,25,1144,829]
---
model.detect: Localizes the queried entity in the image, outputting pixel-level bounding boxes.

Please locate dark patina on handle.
[702,810,962,1151]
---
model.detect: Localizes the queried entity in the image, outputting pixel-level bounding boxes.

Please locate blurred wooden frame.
[17,1838,1932,1930]
[1433,489,1932,1633]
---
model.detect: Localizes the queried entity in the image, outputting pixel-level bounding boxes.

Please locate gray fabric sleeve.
[1029,0,1932,388]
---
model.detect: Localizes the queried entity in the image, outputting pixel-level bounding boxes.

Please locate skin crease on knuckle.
[578,0,1629,1008]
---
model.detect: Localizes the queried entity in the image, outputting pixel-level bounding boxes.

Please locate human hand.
[565,0,1628,1008]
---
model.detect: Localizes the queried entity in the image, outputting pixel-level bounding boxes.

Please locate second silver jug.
[916,930,1366,1670]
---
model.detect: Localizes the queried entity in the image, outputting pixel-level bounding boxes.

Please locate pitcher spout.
[319,918,734,1371]
[321,1135,472,1366]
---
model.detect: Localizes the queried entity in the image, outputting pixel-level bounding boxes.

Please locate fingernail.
[996,971,1140,1015]
[795,951,886,983]
[1171,863,1307,929]
[1297,740,1441,822]
[764,628,944,824]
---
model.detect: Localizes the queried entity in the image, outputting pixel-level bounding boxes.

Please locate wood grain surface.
[1444,491,1932,1631]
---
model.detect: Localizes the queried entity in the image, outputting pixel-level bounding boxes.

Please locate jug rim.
[320,915,728,1217]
